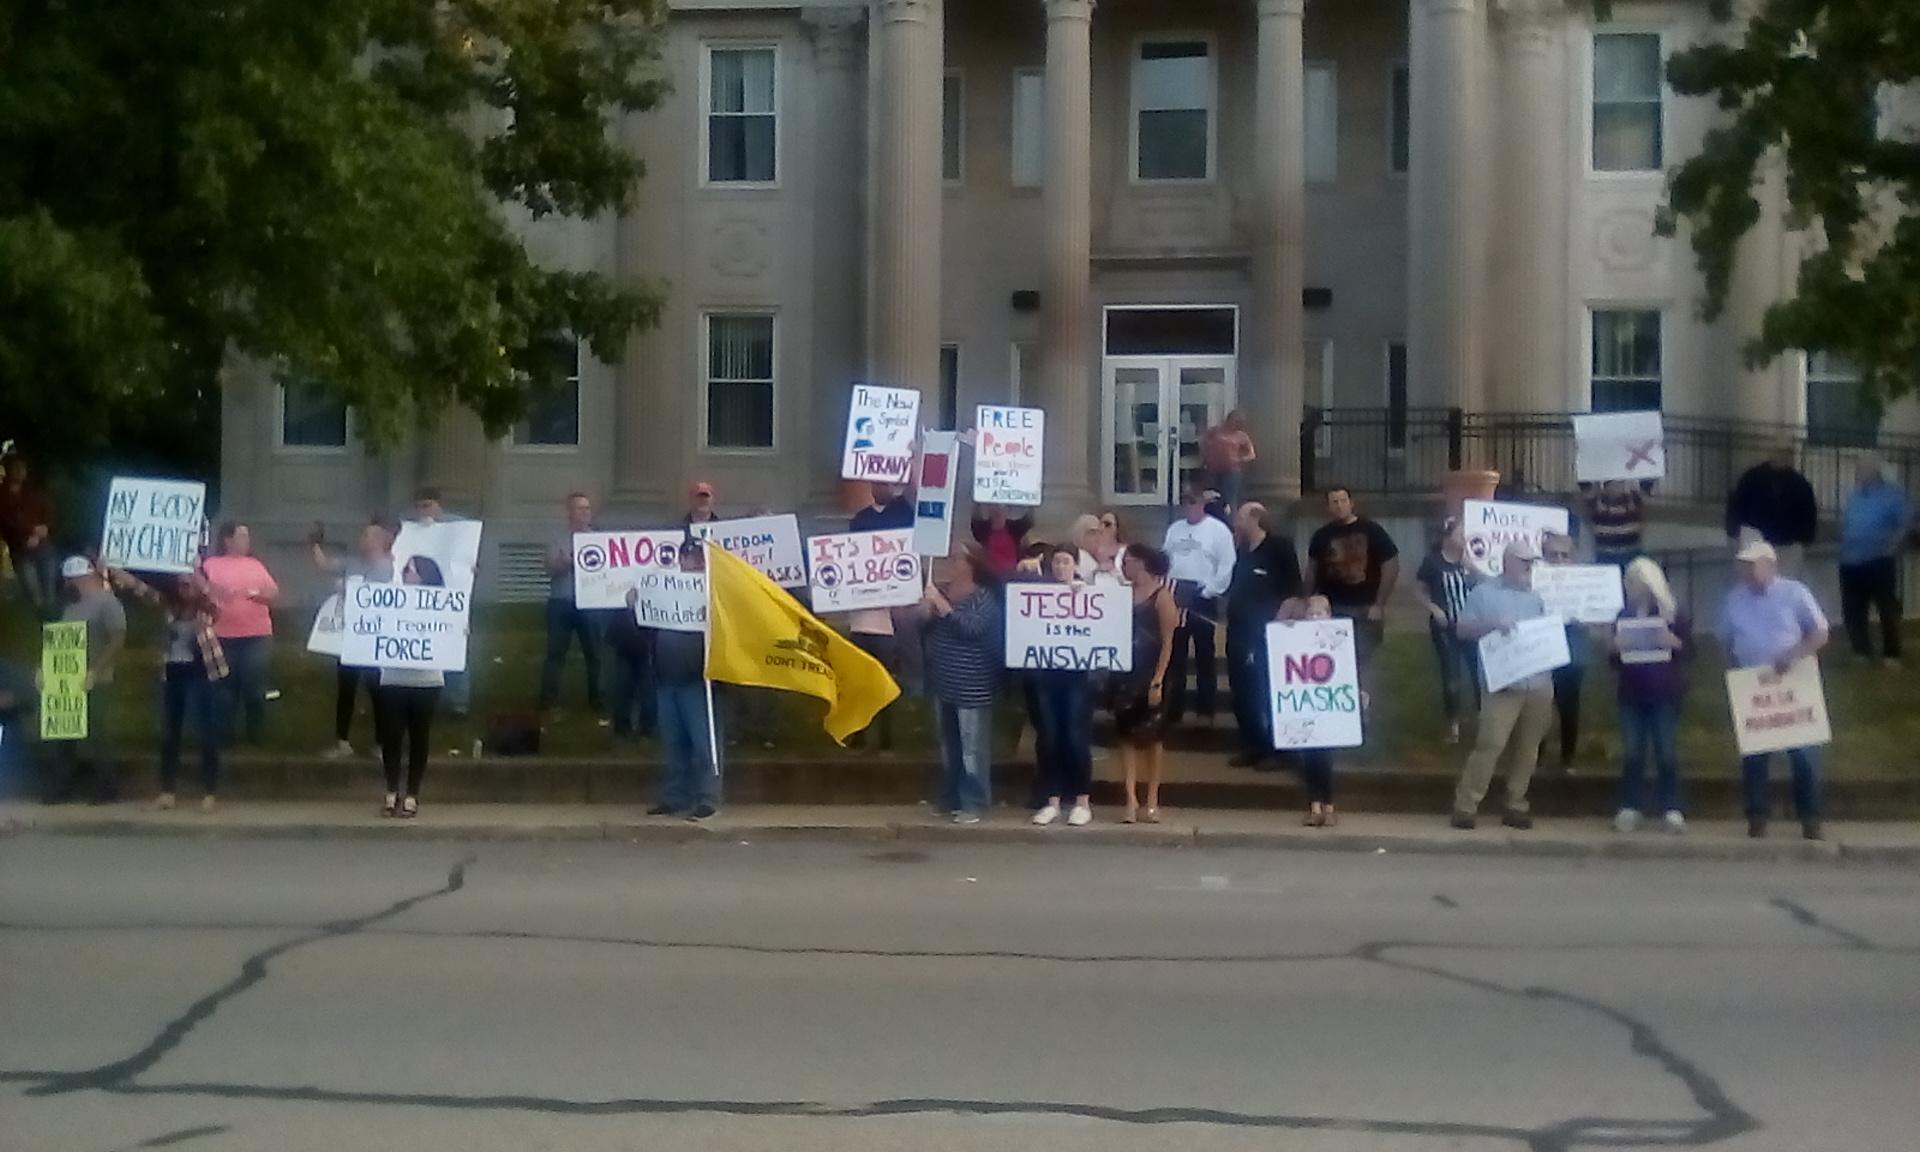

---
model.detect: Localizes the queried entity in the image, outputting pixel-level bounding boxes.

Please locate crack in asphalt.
[1767,896,1878,950]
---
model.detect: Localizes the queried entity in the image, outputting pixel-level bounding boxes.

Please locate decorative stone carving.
[710,218,771,278]
[803,7,864,71]
[876,0,937,24]
[1594,206,1662,272]
[1042,0,1096,19]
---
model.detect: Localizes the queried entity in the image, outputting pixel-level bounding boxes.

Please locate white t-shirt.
[1162,516,1236,599]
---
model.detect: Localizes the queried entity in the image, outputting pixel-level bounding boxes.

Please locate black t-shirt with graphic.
[1307,517,1399,611]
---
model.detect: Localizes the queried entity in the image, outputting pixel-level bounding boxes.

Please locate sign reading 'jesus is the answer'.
[1003,585,1132,672]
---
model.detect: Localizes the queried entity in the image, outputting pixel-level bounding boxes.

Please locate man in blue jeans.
[1717,539,1830,840]
[650,541,719,820]
[539,492,604,715]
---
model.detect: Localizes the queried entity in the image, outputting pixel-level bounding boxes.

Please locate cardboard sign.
[306,593,346,658]
[1728,659,1832,756]
[1265,618,1364,750]
[1615,617,1674,665]
[808,529,922,613]
[1533,564,1626,625]
[1574,410,1666,483]
[912,430,961,556]
[572,530,686,610]
[1477,614,1571,693]
[340,577,472,672]
[1003,584,1133,672]
[393,520,484,590]
[39,622,88,741]
[1462,500,1571,579]
[974,405,1045,506]
[690,514,806,588]
[101,477,206,574]
[634,570,708,633]
[841,385,920,483]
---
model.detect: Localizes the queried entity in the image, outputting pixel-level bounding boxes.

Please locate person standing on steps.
[1276,594,1343,826]
[1725,442,1817,575]
[0,453,59,619]
[1198,409,1257,513]
[1226,502,1302,768]
[47,557,127,805]
[1412,516,1479,745]
[1029,547,1096,828]
[1306,487,1400,697]
[408,487,474,719]
[1609,557,1692,836]
[311,518,395,758]
[1161,487,1235,730]
[846,482,914,753]
[1582,478,1650,568]
[1539,531,1589,770]
[682,481,722,529]
[539,493,605,717]
[1449,540,1556,832]
[971,503,1033,578]
[374,555,449,820]
[920,545,1003,825]
[108,568,227,813]
[648,541,722,821]
[1112,544,1178,824]
[1836,454,1910,669]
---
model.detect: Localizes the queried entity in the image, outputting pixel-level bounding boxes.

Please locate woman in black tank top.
[1112,544,1178,823]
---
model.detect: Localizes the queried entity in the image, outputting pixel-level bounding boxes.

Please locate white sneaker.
[323,740,355,759]
[1031,804,1060,826]
[1664,810,1687,834]
[952,812,982,825]
[1067,803,1093,827]
[1613,808,1641,833]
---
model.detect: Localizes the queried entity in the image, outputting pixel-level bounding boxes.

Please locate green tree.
[0,0,669,473]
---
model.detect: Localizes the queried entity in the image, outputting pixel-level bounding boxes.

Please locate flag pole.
[701,540,721,778]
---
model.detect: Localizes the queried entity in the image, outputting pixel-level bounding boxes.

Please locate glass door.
[1103,357,1235,507]
[1174,363,1231,499]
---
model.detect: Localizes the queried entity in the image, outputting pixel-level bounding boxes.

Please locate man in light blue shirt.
[1450,540,1559,831]
[1837,455,1910,667]
[1717,540,1830,840]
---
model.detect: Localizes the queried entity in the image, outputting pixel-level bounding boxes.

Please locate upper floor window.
[1133,40,1213,181]
[706,46,777,184]
[1011,70,1044,188]
[512,342,581,448]
[1592,32,1664,171]
[1590,308,1663,412]
[1805,351,1879,448]
[706,313,777,450]
[1306,62,1338,184]
[279,378,349,450]
[942,72,965,183]
[1389,63,1410,174]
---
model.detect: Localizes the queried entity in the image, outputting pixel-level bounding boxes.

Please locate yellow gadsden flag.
[702,541,901,744]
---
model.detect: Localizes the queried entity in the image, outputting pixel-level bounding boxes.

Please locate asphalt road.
[1,837,1916,1152]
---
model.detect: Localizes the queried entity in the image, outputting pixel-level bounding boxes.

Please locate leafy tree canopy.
[0,0,670,473]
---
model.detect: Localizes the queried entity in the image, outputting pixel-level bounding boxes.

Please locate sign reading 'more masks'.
[1462,500,1570,579]
[101,477,206,574]
[340,577,472,672]
[840,385,920,484]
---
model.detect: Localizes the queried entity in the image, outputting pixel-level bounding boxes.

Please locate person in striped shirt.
[1412,517,1479,744]
[1582,479,1651,568]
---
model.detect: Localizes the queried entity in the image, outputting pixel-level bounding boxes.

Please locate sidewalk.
[6,801,1920,864]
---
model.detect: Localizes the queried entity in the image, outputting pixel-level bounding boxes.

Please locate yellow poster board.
[40,622,88,741]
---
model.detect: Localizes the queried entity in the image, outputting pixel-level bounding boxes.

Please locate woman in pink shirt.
[202,522,279,745]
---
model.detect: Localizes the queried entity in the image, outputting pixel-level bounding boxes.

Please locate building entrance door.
[1102,357,1236,508]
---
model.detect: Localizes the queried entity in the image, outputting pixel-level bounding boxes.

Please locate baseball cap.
[690,482,715,498]
[60,556,94,579]
[1504,539,1541,562]
[1734,539,1777,563]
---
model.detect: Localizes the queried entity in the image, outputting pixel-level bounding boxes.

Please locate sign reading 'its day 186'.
[101,477,206,574]
[841,385,920,484]
[572,530,687,610]
[974,405,1045,506]
[807,529,922,613]
[1003,584,1132,672]
[690,514,807,588]
[340,577,473,672]
[1265,618,1363,750]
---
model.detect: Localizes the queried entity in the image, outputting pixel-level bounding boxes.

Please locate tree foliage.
[0,0,670,472]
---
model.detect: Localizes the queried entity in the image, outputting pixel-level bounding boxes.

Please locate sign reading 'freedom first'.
[691,514,807,588]
[340,578,473,672]
[1003,585,1132,672]
[101,477,206,574]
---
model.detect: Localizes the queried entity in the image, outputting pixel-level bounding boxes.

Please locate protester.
[200,522,278,746]
[0,658,33,794]
[1030,546,1095,827]
[1450,540,1555,831]
[108,568,227,812]
[921,545,1003,824]
[1162,487,1235,728]
[1836,455,1910,668]
[311,518,395,757]
[1199,410,1257,512]
[851,481,914,532]
[539,493,604,715]
[1411,516,1479,744]
[1725,443,1817,572]
[1305,487,1400,678]
[605,588,657,741]
[1074,513,1126,587]
[1277,594,1341,826]
[409,487,473,718]
[971,504,1033,577]
[1582,478,1649,567]
[46,557,126,805]
[375,555,448,818]
[1226,502,1302,767]
[650,541,721,819]
[1539,531,1588,769]
[0,453,58,619]
[1113,543,1178,824]
[846,486,910,752]
[1717,540,1830,840]
[1610,557,1692,834]
[682,481,722,528]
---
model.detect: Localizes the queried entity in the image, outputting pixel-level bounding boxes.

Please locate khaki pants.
[1454,685,1554,815]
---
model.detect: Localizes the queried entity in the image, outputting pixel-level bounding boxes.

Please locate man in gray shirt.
[1450,540,1557,831]
[49,556,127,804]
[539,492,604,715]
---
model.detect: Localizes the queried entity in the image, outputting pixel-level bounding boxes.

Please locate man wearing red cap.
[682,482,720,530]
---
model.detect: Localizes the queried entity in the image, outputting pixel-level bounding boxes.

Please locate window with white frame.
[1011,70,1044,188]
[279,378,349,449]
[942,72,965,183]
[706,46,777,184]
[1306,63,1338,184]
[1590,309,1663,412]
[1133,40,1213,181]
[1591,32,1664,171]
[1805,351,1878,448]
[706,314,776,449]
[1389,63,1410,174]
[512,342,582,447]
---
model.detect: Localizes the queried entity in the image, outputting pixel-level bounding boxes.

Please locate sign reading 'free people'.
[101,478,207,574]
[974,405,1045,507]
[340,577,473,672]
[1003,585,1133,672]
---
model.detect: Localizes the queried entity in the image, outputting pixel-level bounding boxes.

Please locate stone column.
[1039,0,1097,511]
[1253,0,1307,496]
[1408,0,1488,415]
[807,7,868,510]
[871,0,944,391]
[1490,0,1566,413]
[418,408,492,516]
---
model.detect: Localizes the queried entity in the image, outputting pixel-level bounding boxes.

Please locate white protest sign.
[306,593,346,658]
[807,529,922,613]
[912,430,961,556]
[1003,584,1133,672]
[974,405,1045,506]
[101,478,207,574]
[1265,618,1364,750]
[1727,659,1832,756]
[393,520,484,590]
[690,514,806,587]
[1462,500,1571,579]
[572,530,686,609]
[1574,410,1666,483]
[1615,617,1674,665]
[340,577,472,672]
[634,570,709,633]
[841,385,920,483]
[1476,614,1571,693]
[1532,563,1626,624]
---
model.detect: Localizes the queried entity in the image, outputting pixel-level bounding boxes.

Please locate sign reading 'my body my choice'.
[341,577,472,672]
[1004,585,1132,672]
[101,478,206,574]
[841,386,920,484]
[974,405,1045,506]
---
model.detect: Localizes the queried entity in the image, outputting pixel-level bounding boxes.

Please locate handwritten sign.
[634,570,708,633]
[808,529,922,613]
[1615,617,1674,665]
[306,593,346,658]
[101,477,206,574]
[974,405,1045,506]
[1728,659,1832,756]
[690,514,806,588]
[393,520,484,590]
[340,578,472,672]
[1003,584,1132,672]
[39,622,88,741]
[573,530,686,610]
[841,385,921,483]
[1265,618,1363,750]
[912,430,961,556]
[1463,500,1570,579]
[1574,410,1666,483]
[1477,614,1571,693]
[1533,564,1626,624]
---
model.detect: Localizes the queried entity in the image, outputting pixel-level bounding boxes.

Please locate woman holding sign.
[375,556,447,819]
[202,522,279,748]
[107,568,227,813]
[1030,547,1096,827]
[1112,544,1178,824]
[1277,595,1342,826]
[1609,558,1693,834]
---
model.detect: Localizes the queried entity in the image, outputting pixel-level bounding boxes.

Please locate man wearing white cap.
[1449,539,1557,831]
[47,556,127,804]
[1717,539,1830,839]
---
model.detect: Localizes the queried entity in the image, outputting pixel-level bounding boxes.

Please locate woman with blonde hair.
[1609,556,1691,834]
[1075,511,1127,586]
